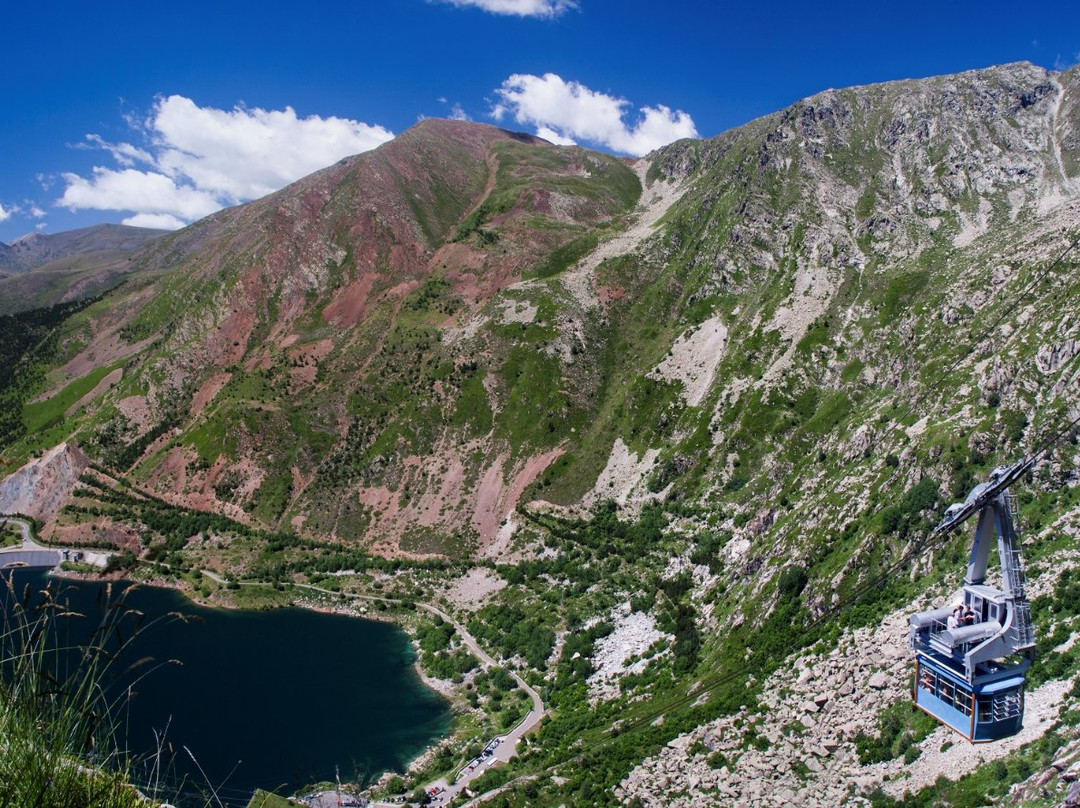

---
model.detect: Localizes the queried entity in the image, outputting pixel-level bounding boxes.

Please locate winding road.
[0,516,63,568]
[1,523,540,805]
[407,601,544,805]
[0,517,113,571]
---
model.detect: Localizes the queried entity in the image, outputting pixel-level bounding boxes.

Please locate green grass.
[226,583,297,610]
[529,233,600,279]
[400,526,478,559]
[450,367,493,438]
[0,525,19,548]
[854,699,938,764]
[453,139,639,249]
[246,789,297,808]
[495,344,585,453]
[22,364,123,436]
[252,470,293,526]
[879,269,930,323]
[185,412,241,465]
[0,576,185,807]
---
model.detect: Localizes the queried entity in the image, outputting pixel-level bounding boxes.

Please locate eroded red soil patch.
[191,372,232,416]
[324,275,378,328]
[470,448,562,545]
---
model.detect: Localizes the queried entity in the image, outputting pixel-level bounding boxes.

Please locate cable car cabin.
[908,461,1035,742]
[910,620,1029,741]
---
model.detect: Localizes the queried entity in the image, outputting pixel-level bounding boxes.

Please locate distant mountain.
[1,224,167,273]
[0,242,16,275]
[5,66,1079,550]
[0,224,168,313]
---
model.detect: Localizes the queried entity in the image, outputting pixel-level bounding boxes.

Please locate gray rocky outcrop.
[615,594,1074,807]
[0,442,88,522]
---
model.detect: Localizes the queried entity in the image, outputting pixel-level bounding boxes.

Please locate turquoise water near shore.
[2,570,451,806]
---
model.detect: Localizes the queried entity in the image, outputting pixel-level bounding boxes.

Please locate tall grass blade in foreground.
[0,574,181,807]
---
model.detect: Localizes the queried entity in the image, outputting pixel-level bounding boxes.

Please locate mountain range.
[1,60,1080,805]
[0,224,167,314]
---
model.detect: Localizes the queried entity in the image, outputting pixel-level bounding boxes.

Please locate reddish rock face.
[28,120,641,556]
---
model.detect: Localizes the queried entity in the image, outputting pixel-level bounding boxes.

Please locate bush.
[777,566,809,599]
[467,605,555,669]
[854,700,937,764]
[879,477,940,538]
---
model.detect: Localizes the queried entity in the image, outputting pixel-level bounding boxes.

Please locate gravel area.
[588,603,670,702]
[441,568,507,611]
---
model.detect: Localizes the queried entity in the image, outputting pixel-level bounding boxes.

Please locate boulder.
[1067,779,1080,808]
[667,735,692,752]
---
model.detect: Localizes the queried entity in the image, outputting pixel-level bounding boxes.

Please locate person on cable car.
[961,605,977,626]
[947,604,962,629]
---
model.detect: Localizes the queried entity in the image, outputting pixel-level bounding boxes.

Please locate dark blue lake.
[2,570,450,806]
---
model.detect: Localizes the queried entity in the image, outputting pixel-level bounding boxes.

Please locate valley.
[2,60,1080,807]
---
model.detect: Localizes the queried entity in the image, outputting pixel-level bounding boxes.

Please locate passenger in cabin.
[962,605,977,626]
[948,604,962,629]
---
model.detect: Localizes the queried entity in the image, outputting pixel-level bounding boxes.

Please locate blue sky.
[1,0,1078,243]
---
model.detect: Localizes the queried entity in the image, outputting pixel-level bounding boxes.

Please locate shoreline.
[55,565,474,792]
[18,543,527,803]
[10,564,464,802]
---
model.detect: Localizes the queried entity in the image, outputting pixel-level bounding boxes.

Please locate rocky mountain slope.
[1,61,1080,805]
[2,119,644,553]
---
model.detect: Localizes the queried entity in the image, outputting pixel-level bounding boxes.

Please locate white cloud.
[122,212,188,230]
[535,125,576,146]
[57,96,395,229]
[433,0,577,18]
[80,134,154,167]
[0,202,16,222]
[492,73,697,157]
[60,167,222,221]
[449,103,470,121]
[29,205,46,218]
[150,95,394,200]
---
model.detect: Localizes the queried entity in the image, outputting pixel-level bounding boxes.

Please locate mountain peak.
[10,231,46,246]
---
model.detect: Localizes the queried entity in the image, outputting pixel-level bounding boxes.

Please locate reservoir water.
[2,570,451,806]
